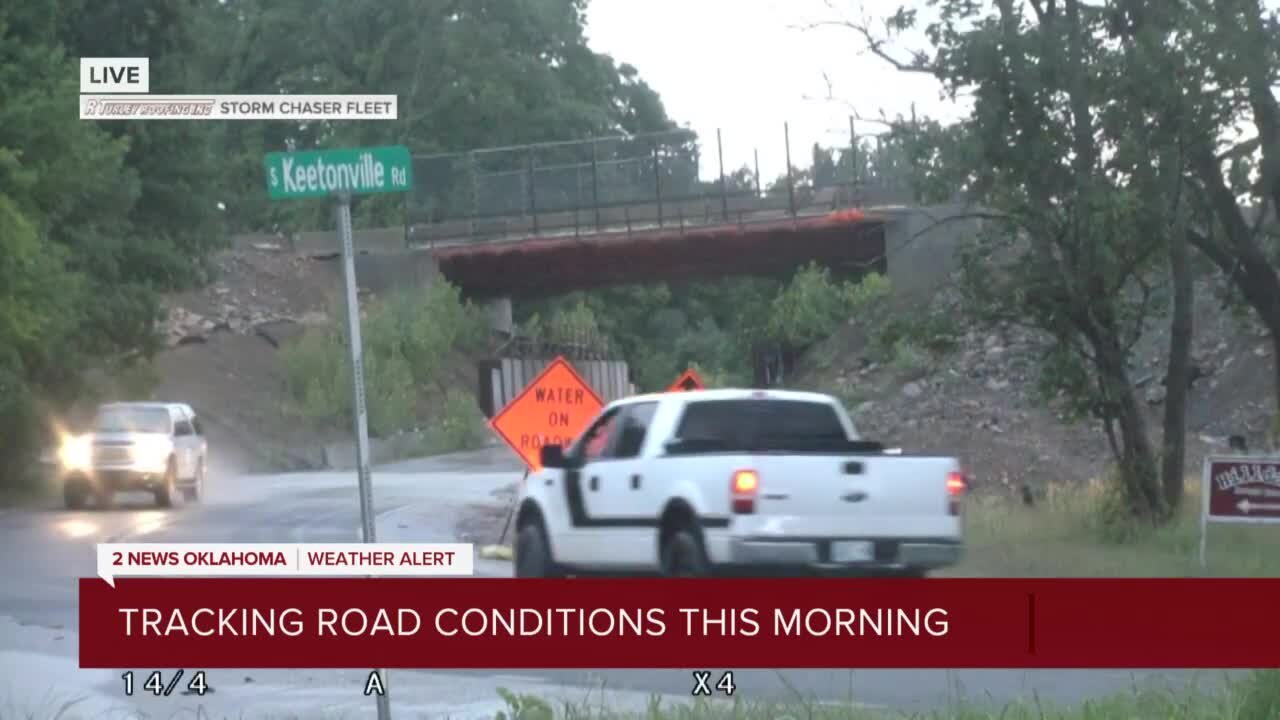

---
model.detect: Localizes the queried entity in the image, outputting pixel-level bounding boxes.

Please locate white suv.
[59,402,209,509]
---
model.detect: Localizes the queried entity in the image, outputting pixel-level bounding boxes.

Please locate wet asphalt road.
[0,447,1217,716]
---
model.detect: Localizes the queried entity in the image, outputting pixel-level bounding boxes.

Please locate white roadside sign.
[1199,455,1280,568]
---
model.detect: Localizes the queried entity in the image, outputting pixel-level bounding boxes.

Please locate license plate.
[831,541,874,563]
[95,447,131,463]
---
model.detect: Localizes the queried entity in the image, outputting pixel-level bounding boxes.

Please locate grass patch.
[953,478,1280,577]
[488,669,1280,719]
[9,673,1280,720]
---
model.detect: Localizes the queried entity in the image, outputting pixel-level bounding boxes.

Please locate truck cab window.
[609,402,658,459]
[674,400,847,452]
[573,408,621,462]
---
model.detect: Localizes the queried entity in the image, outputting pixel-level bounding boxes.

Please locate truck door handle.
[630,475,641,489]
[589,476,599,491]
[843,461,865,475]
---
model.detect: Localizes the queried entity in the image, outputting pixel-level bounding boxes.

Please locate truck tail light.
[947,471,967,516]
[731,469,759,514]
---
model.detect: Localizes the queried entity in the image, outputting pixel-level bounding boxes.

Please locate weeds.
[479,670,1280,720]
[955,477,1280,578]
[280,282,488,450]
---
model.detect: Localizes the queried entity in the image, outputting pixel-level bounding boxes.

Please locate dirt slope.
[143,244,343,471]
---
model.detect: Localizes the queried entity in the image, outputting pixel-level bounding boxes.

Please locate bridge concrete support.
[485,297,514,335]
[881,203,985,308]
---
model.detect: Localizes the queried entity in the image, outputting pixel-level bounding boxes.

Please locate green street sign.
[264,145,413,200]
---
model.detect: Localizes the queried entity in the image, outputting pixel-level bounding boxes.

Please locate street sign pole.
[265,146,412,720]
[335,193,392,720]
[1199,457,1209,571]
[336,194,377,545]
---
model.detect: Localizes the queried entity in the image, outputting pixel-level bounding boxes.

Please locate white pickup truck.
[513,388,966,578]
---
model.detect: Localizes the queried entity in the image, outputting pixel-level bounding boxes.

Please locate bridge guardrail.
[407,125,918,246]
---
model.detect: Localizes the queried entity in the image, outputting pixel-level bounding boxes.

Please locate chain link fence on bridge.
[407,124,918,245]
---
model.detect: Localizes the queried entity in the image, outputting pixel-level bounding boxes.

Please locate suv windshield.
[94,407,171,434]
[672,399,852,453]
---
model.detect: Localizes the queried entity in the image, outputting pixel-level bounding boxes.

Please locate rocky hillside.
[792,276,1275,502]
[145,242,344,473]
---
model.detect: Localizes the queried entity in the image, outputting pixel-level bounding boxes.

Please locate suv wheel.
[95,485,113,510]
[64,480,88,510]
[660,527,710,577]
[184,460,205,503]
[155,458,177,508]
[515,519,560,578]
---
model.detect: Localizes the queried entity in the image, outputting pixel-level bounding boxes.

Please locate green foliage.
[523,300,610,351]
[888,339,930,379]
[370,283,489,390]
[521,268,899,392]
[282,282,488,443]
[521,281,762,391]
[764,263,860,347]
[495,687,554,720]
[0,0,692,478]
[433,389,490,452]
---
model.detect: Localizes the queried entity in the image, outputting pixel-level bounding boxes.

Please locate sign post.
[489,357,604,471]
[1200,455,1280,570]
[266,146,413,720]
[335,194,377,545]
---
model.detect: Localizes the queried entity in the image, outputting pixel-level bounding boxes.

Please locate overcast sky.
[585,0,966,179]
[586,0,1278,181]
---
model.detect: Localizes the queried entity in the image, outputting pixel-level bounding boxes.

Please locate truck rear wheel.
[660,528,710,577]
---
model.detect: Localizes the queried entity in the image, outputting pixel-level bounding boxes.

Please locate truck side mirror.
[540,444,567,469]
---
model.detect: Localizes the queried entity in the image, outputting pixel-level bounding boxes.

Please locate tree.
[812,144,838,187]
[1171,0,1280,444]
[843,0,1194,519]
[1102,0,1199,511]
[61,0,226,289]
[0,1,144,475]
[0,0,700,477]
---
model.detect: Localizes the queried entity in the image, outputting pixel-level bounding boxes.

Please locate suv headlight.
[133,436,173,466]
[59,435,91,471]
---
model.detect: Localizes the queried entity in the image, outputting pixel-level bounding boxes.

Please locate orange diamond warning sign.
[489,356,604,471]
[667,368,705,392]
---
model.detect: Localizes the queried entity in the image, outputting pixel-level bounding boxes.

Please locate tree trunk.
[1095,340,1161,516]
[1273,331,1280,451]
[1161,226,1193,514]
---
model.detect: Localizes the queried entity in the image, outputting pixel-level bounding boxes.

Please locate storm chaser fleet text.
[220,99,392,116]
[119,606,950,638]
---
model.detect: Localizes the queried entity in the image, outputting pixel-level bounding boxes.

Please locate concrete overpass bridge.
[400,125,981,329]
[242,126,980,336]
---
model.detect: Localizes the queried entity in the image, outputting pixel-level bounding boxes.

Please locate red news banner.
[80,578,1280,668]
